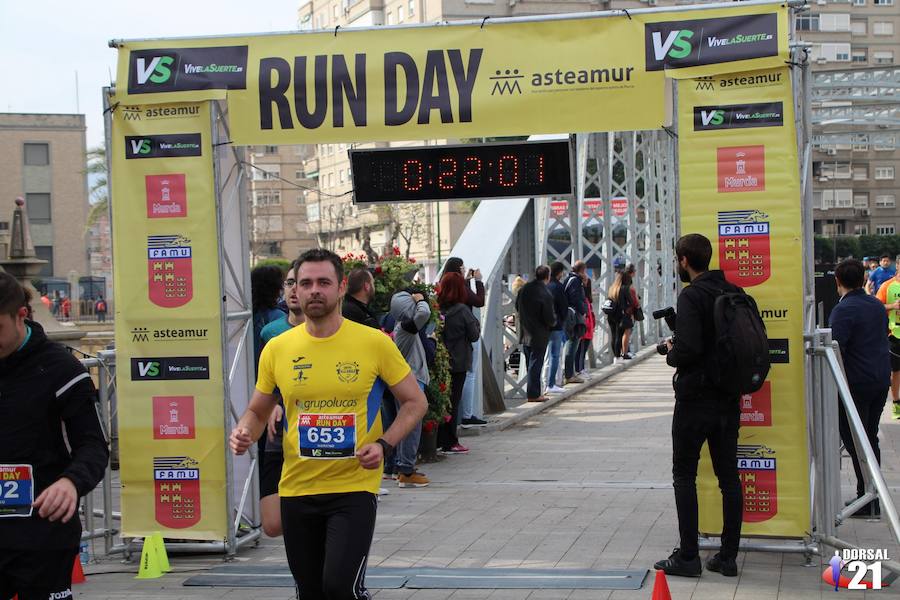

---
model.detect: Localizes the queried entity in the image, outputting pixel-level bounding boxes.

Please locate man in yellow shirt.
[875,257,900,419]
[230,248,426,599]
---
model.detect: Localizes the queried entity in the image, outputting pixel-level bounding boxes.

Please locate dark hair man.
[546,262,569,393]
[0,272,108,599]
[866,253,895,295]
[654,234,743,578]
[563,260,588,384]
[874,255,900,419]
[342,267,379,329]
[831,259,891,518]
[231,248,427,599]
[256,259,306,537]
[516,265,556,402]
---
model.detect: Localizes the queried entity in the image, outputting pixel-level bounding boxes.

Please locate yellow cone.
[151,532,171,573]
[134,536,163,579]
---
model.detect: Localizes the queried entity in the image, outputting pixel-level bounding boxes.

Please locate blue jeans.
[461,339,482,419]
[393,381,426,475]
[546,330,565,388]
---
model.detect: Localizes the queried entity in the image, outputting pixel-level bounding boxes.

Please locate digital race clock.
[349,139,573,204]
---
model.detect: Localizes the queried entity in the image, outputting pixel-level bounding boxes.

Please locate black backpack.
[694,282,770,396]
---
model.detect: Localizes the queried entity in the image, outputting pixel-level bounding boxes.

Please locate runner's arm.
[382,373,427,448]
[230,389,278,454]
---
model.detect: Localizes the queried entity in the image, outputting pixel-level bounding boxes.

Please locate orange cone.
[651,569,672,600]
[72,555,86,584]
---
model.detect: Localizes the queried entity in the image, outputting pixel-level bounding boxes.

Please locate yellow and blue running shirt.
[256,318,411,497]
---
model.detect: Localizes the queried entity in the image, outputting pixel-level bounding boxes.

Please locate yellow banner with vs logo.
[110,100,228,540]
[113,4,789,144]
[678,67,810,538]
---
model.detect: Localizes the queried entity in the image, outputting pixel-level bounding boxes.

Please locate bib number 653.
[306,427,345,444]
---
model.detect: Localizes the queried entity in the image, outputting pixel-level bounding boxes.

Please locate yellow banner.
[113,4,788,144]
[677,67,810,538]
[111,101,228,540]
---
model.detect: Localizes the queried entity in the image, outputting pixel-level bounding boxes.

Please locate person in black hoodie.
[654,234,743,579]
[516,266,556,402]
[0,272,108,599]
[437,272,480,454]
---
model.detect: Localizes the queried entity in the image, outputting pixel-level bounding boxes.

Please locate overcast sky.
[0,1,302,149]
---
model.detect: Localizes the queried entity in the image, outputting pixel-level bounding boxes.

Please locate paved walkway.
[80,354,900,599]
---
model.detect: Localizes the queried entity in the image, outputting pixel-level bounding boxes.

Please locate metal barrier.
[77,348,120,558]
[807,328,900,584]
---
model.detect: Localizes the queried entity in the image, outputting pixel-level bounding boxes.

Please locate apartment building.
[247,144,319,264]
[0,113,90,278]
[795,2,900,237]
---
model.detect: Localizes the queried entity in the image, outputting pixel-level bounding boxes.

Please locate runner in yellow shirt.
[875,259,900,419]
[230,249,426,599]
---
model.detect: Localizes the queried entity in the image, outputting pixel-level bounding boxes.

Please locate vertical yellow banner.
[111,101,227,539]
[678,68,810,538]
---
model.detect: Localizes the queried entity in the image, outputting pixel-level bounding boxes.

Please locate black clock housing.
[349,139,573,204]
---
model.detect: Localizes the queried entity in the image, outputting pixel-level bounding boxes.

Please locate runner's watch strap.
[376,438,393,457]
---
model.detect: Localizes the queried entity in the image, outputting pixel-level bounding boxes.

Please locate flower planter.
[418,422,440,463]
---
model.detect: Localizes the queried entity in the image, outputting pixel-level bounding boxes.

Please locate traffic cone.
[651,569,672,600]
[71,555,86,584]
[134,536,164,579]
[150,531,171,573]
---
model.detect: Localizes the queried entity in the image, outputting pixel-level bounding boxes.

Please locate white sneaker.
[378,487,390,496]
[547,385,566,394]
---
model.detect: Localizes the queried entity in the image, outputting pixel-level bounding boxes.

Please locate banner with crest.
[111,101,227,539]
[677,67,809,538]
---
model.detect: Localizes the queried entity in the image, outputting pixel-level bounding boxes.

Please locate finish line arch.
[105,0,823,561]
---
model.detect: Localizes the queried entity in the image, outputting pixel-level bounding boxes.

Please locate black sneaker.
[706,553,738,577]
[460,417,488,428]
[653,548,701,577]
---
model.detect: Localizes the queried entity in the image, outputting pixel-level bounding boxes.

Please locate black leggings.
[281,492,377,600]
[438,371,467,450]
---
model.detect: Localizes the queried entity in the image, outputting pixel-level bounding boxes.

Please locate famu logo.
[125,134,202,159]
[645,13,779,71]
[127,46,249,94]
[695,102,783,131]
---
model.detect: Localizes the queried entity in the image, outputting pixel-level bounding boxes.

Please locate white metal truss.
[811,67,900,103]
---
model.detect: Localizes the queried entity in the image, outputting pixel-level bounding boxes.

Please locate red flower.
[423,420,436,434]
[409,257,416,263]
[439,382,447,393]
[375,266,383,275]
[443,414,452,423]
[393,246,401,256]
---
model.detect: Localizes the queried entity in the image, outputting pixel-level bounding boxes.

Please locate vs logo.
[130,138,152,156]
[700,109,725,127]
[136,360,160,378]
[651,30,694,61]
[135,55,175,85]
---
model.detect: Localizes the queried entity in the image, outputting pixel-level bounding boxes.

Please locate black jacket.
[0,320,109,549]
[830,288,891,388]
[342,295,379,329]
[564,273,586,316]
[666,270,741,406]
[547,279,568,332]
[516,280,556,348]
[441,303,481,373]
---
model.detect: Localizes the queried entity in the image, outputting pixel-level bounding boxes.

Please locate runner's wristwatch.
[376,438,393,457]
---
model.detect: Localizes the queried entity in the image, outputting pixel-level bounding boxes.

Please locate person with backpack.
[605,272,639,360]
[654,233,766,579]
[94,295,108,323]
[388,288,433,487]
